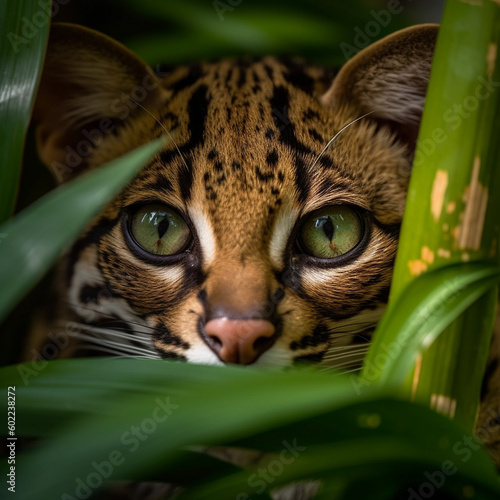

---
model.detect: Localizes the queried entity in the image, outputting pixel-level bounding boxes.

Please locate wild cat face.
[32,23,437,368]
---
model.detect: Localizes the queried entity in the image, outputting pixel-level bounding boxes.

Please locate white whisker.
[67,329,158,358]
[308,110,377,172]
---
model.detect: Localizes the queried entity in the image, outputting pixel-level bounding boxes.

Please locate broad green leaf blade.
[0,137,165,322]
[2,359,500,500]
[0,360,360,499]
[182,436,499,500]
[0,0,50,223]
[361,263,500,390]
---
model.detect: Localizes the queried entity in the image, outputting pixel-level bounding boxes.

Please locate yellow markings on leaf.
[456,156,489,250]
[408,260,428,276]
[411,354,422,401]
[430,394,457,419]
[408,247,435,276]
[421,246,434,264]
[446,201,456,214]
[437,248,451,259]
[431,170,448,222]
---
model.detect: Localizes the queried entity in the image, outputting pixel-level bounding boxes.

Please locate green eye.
[299,206,363,259]
[130,204,191,256]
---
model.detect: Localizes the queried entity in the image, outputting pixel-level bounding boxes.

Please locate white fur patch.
[269,209,299,267]
[67,245,158,358]
[187,206,217,266]
[186,342,224,365]
[155,265,184,284]
[254,344,293,368]
[69,246,143,325]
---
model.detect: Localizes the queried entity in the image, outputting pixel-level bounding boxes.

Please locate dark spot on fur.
[170,64,204,96]
[79,285,103,304]
[266,149,279,167]
[270,85,311,201]
[290,324,330,351]
[237,66,247,88]
[482,358,499,399]
[284,60,315,94]
[255,166,274,182]
[304,108,320,121]
[293,352,325,364]
[160,352,188,361]
[308,128,323,143]
[264,64,274,80]
[154,324,189,350]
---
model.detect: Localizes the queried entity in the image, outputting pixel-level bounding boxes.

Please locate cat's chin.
[183,342,293,369]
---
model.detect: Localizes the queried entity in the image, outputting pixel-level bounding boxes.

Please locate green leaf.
[366,0,500,431]
[2,359,499,500]
[0,137,165,322]
[361,262,500,390]
[0,0,50,222]
[117,0,400,65]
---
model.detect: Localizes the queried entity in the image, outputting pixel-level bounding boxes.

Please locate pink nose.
[204,318,276,365]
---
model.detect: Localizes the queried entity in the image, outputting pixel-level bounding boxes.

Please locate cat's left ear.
[321,24,438,145]
[33,23,168,183]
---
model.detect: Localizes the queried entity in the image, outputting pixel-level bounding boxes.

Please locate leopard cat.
[27,21,500,495]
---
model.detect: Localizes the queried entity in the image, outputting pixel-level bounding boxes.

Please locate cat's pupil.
[317,217,335,241]
[157,217,170,239]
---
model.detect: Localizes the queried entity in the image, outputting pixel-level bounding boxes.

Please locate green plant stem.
[363,0,500,431]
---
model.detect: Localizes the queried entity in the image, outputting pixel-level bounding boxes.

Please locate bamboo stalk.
[363,0,500,431]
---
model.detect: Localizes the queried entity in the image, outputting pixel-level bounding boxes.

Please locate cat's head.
[33,23,437,367]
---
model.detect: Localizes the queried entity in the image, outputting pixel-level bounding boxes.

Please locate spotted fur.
[31,23,426,369]
[24,20,500,484]
[27,20,500,478]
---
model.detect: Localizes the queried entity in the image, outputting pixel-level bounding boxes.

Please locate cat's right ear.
[33,23,167,183]
[321,24,438,150]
